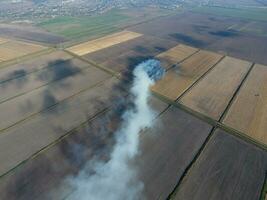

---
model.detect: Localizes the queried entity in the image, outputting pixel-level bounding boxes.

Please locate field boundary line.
[59,10,181,49]
[167,127,216,200]
[219,63,255,122]
[0,47,55,70]
[0,77,113,135]
[152,90,267,151]
[0,58,107,105]
[0,107,110,179]
[64,49,120,78]
[58,27,124,49]
[176,55,226,101]
[122,11,184,31]
[0,34,60,48]
[0,55,72,85]
[165,49,201,71]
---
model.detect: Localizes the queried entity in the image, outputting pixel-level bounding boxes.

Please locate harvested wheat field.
[180,56,252,120]
[223,64,267,145]
[156,44,198,69]
[67,31,142,56]
[151,50,222,100]
[0,40,46,61]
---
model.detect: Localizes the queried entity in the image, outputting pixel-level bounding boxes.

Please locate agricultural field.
[191,6,267,22]
[151,50,222,100]
[37,8,176,43]
[156,44,198,69]
[180,57,252,120]
[0,24,67,45]
[0,51,72,84]
[0,76,117,177]
[173,129,267,200]
[135,106,213,199]
[129,11,267,65]
[67,31,142,56]
[0,40,47,63]
[0,6,267,200]
[0,57,87,104]
[228,21,267,37]
[0,61,110,133]
[0,94,164,199]
[83,34,177,73]
[223,64,267,145]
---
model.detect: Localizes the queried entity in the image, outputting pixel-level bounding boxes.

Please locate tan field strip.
[67,31,142,56]
[0,38,8,45]
[0,41,46,61]
[180,56,252,120]
[151,50,222,101]
[223,64,267,145]
[156,44,198,69]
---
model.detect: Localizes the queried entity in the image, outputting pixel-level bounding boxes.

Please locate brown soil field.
[174,129,267,200]
[0,23,67,45]
[0,64,111,132]
[135,106,212,199]
[67,31,142,56]
[0,77,118,177]
[156,44,198,70]
[0,51,72,83]
[128,12,267,65]
[151,50,222,101]
[223,64,267,145]
[0,58,90,103]
[180,56,251,120]
[0,95,166,200]
[0,41,46,61]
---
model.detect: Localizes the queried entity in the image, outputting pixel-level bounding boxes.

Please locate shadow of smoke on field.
[0,69,28,89]
[169,33,206,48]
[209,30,240,38]
[1,65,135,199]
[16,58,83,115]
[40,89,69,115]
[37,59,82,83]
[2,156,56,200]
[38,59,84,114]
[0,59,81,90]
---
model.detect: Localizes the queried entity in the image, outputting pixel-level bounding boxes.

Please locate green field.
[192,6,267,22]
[37,8,176,42]
[37,10,128,40]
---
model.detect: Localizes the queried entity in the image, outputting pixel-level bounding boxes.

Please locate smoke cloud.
[65,59,165,200]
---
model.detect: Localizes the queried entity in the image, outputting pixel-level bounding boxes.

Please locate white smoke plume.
[65,59,165,200]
